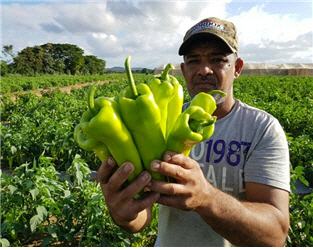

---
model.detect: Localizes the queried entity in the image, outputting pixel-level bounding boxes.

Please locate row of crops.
[1,74,313,246]
[0,74,126,94]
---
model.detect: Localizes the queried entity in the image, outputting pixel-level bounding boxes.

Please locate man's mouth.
[193,77,219,88]
[194,82,215,86]
[192,82,216,92]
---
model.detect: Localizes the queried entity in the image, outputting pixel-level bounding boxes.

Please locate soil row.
[5,80,116,98]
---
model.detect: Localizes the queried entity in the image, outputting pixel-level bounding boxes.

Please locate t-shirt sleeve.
[244,118,290,192]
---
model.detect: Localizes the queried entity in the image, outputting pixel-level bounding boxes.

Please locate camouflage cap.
[178,17,239,55]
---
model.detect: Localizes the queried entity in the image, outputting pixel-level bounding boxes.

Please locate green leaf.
[24,179,33,187]
[42,186,52,197]
[74,162,83,186]
[63,190,71,198]
[63,233,74,242]
[299,176,309,186]
[122,237,131,247]
[47,225,58,238]
[30,214,42,233]
[90,194,102,202]
[10,145,17,155]
[0,238,10,247]
[42,236,52,247]
[37,205,48,220]
[8,185,17,194]
[1,172,10,185]
[33,157,37,169]
[295,166,305,173]
[4,133,12,139]
[30,188,39,200]
[297,220,306,229]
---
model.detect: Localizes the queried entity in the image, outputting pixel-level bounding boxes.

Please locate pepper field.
[1,74,312,246]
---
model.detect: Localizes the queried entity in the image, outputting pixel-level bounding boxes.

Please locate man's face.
[181,42,242,103]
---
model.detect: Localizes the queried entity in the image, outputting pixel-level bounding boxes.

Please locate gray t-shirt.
[155,99,290,247]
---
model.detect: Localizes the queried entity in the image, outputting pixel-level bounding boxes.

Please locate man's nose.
[198,62,213,76]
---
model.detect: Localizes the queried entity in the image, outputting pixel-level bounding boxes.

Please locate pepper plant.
[0,153,158,247]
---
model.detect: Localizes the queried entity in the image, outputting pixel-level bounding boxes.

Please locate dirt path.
[7,79,119,98]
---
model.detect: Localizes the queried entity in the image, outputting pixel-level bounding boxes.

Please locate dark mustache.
[193,76,219,84]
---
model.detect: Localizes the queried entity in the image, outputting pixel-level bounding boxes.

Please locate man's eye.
[212,58,227,63]
[187,60,199,64]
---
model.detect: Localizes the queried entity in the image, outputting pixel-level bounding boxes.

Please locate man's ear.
[234,57,244,79]
[180,62,185,77]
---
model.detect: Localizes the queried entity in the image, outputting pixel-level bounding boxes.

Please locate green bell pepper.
[118,56,166,181]
[166,105,216,156]
[190,90,227,115]
[74,123,111,162]
[148,63,183,138]
[165,73,184,139]
[80,84,144,182]
[166,90,226,156]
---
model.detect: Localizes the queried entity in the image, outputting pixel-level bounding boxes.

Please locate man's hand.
[97,157,160,233]
[147,151,289,246]
[147,151,215,211]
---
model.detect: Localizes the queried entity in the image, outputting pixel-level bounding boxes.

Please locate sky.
[1,0,313,69]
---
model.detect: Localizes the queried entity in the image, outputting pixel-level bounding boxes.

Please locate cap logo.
[179,17,238,55]
[191,20,224,35]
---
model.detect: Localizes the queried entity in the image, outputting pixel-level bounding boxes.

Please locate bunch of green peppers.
[74,55,226,198]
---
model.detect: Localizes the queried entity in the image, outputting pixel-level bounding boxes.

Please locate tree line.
[1,43,106,76]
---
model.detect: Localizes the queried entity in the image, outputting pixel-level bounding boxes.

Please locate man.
[97,17,290,247]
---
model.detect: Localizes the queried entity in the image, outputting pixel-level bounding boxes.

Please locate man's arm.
[197,182,289,246]
[148,151,289,246]
[97,157,160,233]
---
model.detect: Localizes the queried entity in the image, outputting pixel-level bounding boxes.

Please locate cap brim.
[178,32,235,56]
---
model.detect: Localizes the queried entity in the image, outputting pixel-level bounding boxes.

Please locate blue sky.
[1,0,312,68]
[227,1,312,19]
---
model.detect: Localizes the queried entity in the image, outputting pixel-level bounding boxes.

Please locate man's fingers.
[132,192,161,214]
[148,179,185,195]
[163,151,195,169]
[154,194,181,208]
[97,156,117,184]
[150,160,187,181]
[106,162,135,195]
[120,171,152,200]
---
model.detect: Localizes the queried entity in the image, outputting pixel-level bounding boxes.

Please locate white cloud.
[87,33,123,57]
[2,1,312,68]
[3,1,230,67]
[53,3,118,34]
[229,3,312,63]
[3,3,54,31]
[230,3,312,45]
[240,31,313,64]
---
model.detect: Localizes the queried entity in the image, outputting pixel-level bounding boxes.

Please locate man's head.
[179,17,239,56]
[179,17,243,118]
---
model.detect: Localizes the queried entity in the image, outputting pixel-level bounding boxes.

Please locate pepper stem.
[189,116,217,133]
[208,90,227,97]
[88,83,97,116]
[160,63,174,81]
[125,56,138,97]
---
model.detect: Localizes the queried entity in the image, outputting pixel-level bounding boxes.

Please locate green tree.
[41,43,85,75]
[14,46,46,75]
[1,60,8,76]
[41,52,56,74]
[83,55,106,74]
[6,43,106,75]
[2,45,15,64]
[41,43,65,73]
[67,52,85,75]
